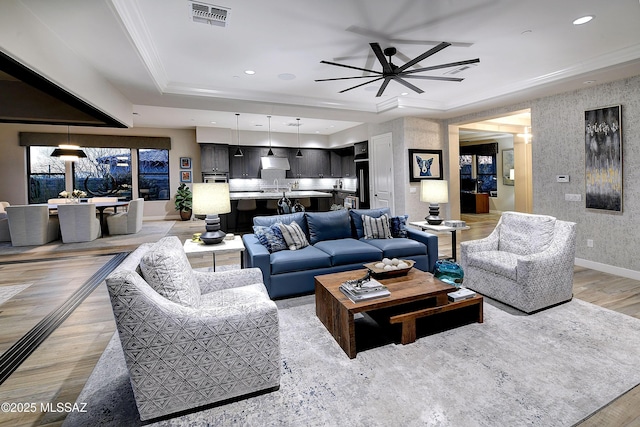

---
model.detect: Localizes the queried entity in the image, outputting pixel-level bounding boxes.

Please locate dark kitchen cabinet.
[288,149,330,178]
[200,144,229,173]
[230,146,263,178]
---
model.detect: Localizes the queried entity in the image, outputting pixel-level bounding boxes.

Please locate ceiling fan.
[316,42,479,97]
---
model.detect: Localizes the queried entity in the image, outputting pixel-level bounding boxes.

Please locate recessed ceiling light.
[210,121,216,124]
[244,70,255,75]
[583,80,596,84]
[573,15,594,25]
[401,92,409,96]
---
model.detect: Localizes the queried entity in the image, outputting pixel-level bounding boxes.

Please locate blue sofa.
[242,208,438,299]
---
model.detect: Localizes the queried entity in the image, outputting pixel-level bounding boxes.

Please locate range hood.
[260,156,290,170]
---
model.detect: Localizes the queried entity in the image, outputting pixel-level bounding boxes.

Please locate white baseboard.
[574,257,640,281]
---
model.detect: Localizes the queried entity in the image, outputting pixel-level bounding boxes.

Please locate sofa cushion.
[314,238,382,266]
[390,215,409,238]
[278,222,310,250]
[349,208,392,239]
[253,223,287,253]
[498,211,556,256]
[139,236,201,308]
[362,213,392,239]
[362,237,427,259]
[467,250,519,281]
[254,212,308,235]
[306,210,351,244]
[270,245,332,274]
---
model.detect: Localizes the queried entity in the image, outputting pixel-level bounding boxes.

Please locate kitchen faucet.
[274,178,279,190]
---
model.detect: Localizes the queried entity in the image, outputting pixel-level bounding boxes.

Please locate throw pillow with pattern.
[278,221,310,250]
[390,215,409,238]
[253,223,288,253]
[362,213,392,239]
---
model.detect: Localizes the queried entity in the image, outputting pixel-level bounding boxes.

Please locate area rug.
[0,284,31,306]
[64,297,640,427]
[0,221,175,257]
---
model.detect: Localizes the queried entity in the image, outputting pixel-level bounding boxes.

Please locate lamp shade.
[420,180,449,204]
[192,183,231,215]
[51,145,87,161]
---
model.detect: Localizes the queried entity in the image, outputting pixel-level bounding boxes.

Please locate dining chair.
[5,205,60,246]
[106,198,144,235]
[57,203,101,243]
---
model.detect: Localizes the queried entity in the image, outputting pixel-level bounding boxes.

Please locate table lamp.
[192,183,231,244]
[420,180,449,225]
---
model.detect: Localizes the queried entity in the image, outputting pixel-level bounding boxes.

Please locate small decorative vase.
[292,199,305,212]
[277,192,292,215]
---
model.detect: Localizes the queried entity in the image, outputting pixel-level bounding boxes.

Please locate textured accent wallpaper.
[447,75,640,272]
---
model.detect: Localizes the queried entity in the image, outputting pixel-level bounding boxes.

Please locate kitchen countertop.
[229,190,333,200]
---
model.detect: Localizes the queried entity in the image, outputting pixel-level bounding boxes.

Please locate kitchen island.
[227,190,334,232]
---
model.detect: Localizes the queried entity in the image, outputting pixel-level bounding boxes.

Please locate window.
[74,148,133,200]
[138,149,169,201]
[28,146,67,203]
[460,143,498,194]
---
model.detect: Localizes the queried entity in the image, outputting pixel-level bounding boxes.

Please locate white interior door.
[371,132,394,213]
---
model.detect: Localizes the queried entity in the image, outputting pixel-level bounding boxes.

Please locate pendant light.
[51,126,87,161]
[233,113,243,157]
[267,115,274,156]
[295,118,303,158]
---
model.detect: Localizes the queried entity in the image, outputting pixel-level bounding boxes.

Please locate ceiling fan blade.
[320,60,382,75]
[315,75,383,82]
[404,58,480,75]
[376,78,392,97]
[401,75,464,82]
[390,38,474,48]
[339,76,385,93]
[397,42,451,73]
[370,43,393,74]
[392,77,424,94]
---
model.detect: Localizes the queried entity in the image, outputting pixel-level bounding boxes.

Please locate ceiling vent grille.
[189,1,230,27]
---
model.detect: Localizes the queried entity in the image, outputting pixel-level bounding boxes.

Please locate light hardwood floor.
[0,214,638,426]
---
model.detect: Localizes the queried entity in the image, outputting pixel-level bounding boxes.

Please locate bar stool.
[299,198,311,208]
[236,199,257,231]
[266,199,278,211]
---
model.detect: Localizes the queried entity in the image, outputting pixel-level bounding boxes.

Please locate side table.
[183,235,245,271]
[409,221,470,261]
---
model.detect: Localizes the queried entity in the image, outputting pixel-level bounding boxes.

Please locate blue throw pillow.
[390,215,409,238]
[253,223,287,253]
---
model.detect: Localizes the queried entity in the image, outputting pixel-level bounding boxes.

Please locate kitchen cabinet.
[200,144,229,173]
[288,149,330,178]
[230,146,263,178]
[341,152,355,177]
[354,141,368,160]
[330,151,342,177]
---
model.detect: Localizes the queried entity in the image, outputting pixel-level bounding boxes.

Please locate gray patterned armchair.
[460,211,576,313]
[106,236,281,421]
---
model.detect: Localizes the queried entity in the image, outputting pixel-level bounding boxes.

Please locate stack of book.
[447,287,476,302]
[339,279,390,303]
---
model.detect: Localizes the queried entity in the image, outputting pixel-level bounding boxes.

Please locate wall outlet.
[556,175,570,183]
[587,239,594,248]
[565,193,581,202]
[410,187,416,194]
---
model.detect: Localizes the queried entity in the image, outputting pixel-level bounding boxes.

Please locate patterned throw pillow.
[139,241,201,308]
[278,221,310,250]
[253,223,288,253]
[390,215,409,238]
[362,213,392,239]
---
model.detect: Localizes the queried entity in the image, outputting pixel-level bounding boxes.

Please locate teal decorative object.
[434,260,464,287]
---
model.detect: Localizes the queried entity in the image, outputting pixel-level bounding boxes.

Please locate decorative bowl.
[364,259,415,278]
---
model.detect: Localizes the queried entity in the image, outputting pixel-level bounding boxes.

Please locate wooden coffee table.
[315,268,483,358]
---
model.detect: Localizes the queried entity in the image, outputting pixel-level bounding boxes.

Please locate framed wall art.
[408,149,443,182]
[180,170,192,183]
[180,157,192,169]
[585,105,622,212]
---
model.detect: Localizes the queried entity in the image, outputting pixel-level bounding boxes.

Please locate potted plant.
[175,183,192,221]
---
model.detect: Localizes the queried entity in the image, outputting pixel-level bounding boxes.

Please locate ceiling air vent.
[189,1,230,28]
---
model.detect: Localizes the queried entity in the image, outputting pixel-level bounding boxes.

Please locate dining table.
[47,201,130,236]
